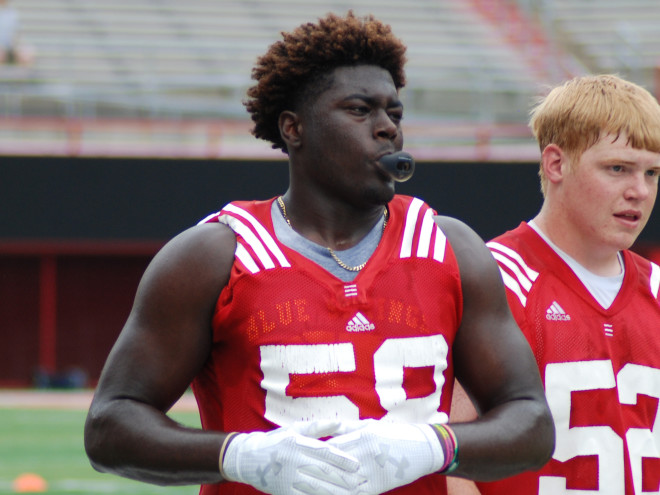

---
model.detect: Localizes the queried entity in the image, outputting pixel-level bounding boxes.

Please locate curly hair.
[244,11,408,153]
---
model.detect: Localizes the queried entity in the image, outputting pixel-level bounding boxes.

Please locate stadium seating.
[532,0,660,93]
[4,0,549,122]
[6,0,660,159]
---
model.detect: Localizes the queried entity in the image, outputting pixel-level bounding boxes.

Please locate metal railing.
[0,116,539,162]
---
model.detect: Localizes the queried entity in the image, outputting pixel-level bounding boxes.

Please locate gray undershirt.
[271,201,384,282]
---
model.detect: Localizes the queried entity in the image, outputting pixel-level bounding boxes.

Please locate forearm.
[84,398,225,486]
[448,397,554,481]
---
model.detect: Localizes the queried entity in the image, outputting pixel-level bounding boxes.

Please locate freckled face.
[560,133,660,253]
[294,65,404,208]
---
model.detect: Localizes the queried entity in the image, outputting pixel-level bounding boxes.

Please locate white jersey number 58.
[259,335,449,426]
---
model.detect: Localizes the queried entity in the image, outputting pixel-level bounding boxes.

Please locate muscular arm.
[84,222,236,485]
[436,216,554,481]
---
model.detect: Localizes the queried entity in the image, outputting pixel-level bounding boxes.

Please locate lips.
[374,151,396,177]
[615,212,640,220]
[614,211,642,227]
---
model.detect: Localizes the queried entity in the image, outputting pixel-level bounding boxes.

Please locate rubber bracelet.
[218,432,238,480]
[432,423,459,474]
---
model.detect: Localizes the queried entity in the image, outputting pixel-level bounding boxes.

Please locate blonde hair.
[530,74,660,195]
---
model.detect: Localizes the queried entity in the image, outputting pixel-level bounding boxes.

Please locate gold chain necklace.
[276,196,387,272]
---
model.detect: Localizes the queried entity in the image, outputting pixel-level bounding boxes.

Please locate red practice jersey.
[478,222,660,495]
[193,195,464,495]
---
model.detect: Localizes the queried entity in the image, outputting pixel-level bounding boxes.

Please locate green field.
[0,406,203,494]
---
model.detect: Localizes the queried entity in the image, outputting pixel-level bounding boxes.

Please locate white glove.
[222,421,367,495]
[326,420,445,495]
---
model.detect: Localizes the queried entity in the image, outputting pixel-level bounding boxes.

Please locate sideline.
[0,389,199,412]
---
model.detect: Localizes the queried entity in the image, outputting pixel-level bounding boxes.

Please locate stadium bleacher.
[5,0,548,121]
[2,0,660,159]
[539,0,660,91]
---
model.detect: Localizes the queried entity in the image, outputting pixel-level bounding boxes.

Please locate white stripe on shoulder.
[491,252,533,292]
[487,241,539,308]
[222,204,290,268]
[400,197,424,258]
[650,261,660,299]
[416,208,435,257]
[235,242,260,274]
[433,226,447,263]
[487,241,539,282]
[498,267,528,307]
[220,214,275,269]
[417,209,447,262]
[399,198,446,262]
[197,211,220,225]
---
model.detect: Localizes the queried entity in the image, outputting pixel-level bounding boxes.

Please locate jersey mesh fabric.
[480,222,660,495]
[192,195,463,495]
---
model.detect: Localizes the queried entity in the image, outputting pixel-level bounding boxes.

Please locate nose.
[625,172,654,201]
[374,110,398,141]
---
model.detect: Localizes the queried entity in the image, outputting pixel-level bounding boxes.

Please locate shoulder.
[486,223,548,284]
[161,221,235,261]
[624,249,660,301]
[433,215,503,294]
[625,248,658,273]
[486,223,534,258]
[433,216,492,268]
[143,221,236,295]
[434,215,480,242]
[485,224,549,312]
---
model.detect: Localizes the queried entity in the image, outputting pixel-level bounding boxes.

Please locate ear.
[541,143,567,184]
[279,110,303,151]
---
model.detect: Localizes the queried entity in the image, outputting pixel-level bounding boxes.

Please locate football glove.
[222,421,366,495]
[327,420,445,494]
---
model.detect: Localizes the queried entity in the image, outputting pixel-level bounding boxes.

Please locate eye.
[388,109,403,124]
[646,168,659,178]
[348,105,370,115]
[610,164,625,173]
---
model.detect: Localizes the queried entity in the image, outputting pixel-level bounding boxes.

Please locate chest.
[213,259,461,424]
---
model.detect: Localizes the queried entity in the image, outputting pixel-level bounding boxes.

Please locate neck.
[531,215,623,277]
[278,192,389,250]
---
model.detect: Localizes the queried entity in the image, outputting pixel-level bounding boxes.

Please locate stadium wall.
[2,156,659,386]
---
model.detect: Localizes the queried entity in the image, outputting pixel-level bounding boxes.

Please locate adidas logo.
[546,301,571,321]
[346,312,375,332]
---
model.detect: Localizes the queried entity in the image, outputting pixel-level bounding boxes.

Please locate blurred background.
[2,0,660,410]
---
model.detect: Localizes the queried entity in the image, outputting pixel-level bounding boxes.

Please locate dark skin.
[278,65,404,249]
[84,64,554,486]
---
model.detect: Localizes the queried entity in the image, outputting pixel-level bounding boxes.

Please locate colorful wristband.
[218,432,238,480]
[432,423,459,474]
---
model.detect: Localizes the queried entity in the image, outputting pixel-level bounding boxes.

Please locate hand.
[222,421,366,495]
[326,420,445,494]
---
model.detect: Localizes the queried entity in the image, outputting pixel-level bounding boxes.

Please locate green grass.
[0,407,203,494]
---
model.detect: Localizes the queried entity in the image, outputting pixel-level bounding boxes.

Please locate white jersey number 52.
[541,360,660,494]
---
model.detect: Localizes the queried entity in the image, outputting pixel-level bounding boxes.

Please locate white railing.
[0,116,540,162]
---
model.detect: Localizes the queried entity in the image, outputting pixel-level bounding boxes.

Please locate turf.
[0,407,203,494]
